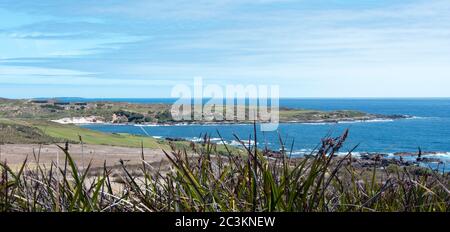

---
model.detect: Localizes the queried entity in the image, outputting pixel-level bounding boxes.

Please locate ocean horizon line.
[7,96,450,101]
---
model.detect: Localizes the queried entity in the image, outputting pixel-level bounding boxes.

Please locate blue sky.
[0,0,449,98]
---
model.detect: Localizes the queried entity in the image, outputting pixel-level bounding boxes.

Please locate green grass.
[0,118,167,149]
[0,118,243,155]
[0,120,64,144]
[36,123,165,148]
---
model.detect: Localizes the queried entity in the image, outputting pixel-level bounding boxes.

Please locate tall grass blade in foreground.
[0,127,449,212]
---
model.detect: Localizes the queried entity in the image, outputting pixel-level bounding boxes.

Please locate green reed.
[0,128,449,212]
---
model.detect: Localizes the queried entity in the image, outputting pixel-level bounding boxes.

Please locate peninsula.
[0,98,409,125]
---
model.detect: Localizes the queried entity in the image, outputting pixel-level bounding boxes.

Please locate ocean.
[74,98,450,171]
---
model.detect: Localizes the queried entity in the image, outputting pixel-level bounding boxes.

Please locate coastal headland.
[0,98,409,125]
[0,98,436,171]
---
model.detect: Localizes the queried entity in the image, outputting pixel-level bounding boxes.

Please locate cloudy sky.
[0,0,449,98]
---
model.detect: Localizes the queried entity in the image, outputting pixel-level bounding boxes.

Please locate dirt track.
[0,144,169,169]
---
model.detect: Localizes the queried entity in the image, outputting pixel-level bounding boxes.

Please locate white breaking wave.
[422,152,450,160]
[134,124,167,127]
[51,116,105,124]
[296,119,395,126]
[287,150,450,159]
[224,140,259,146]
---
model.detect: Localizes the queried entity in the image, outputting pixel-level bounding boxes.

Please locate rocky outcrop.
[112,113,129,123]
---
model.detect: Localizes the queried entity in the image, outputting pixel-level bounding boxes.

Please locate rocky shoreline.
[263,149,448,171]
[159,136,448,172]
[51,114,412,126]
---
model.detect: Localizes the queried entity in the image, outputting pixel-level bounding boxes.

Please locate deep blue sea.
[74,98,450,171]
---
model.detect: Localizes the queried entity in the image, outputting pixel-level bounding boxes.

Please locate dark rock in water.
[394,151,445,157]
[381,114,412,119]
[394,152,416,157]
[355,154,417,169]
[359,153,389,160]
[359,154,371,160]
[417,157,443,163]
[165,137,187,142]
[422,151,447,155]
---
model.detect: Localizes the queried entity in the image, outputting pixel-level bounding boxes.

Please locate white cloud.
[0,66,93,76]
[0,0,449,97]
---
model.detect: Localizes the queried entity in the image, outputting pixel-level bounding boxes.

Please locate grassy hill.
[0,118,63,144]
[0,118,166,149]
[0,118,245,155]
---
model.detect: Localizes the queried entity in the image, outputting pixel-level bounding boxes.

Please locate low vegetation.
[0,118,165,148]
[0,98,406,124]
[0,121,64,144]
[0,118,244,156]
[0,127,448,212]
